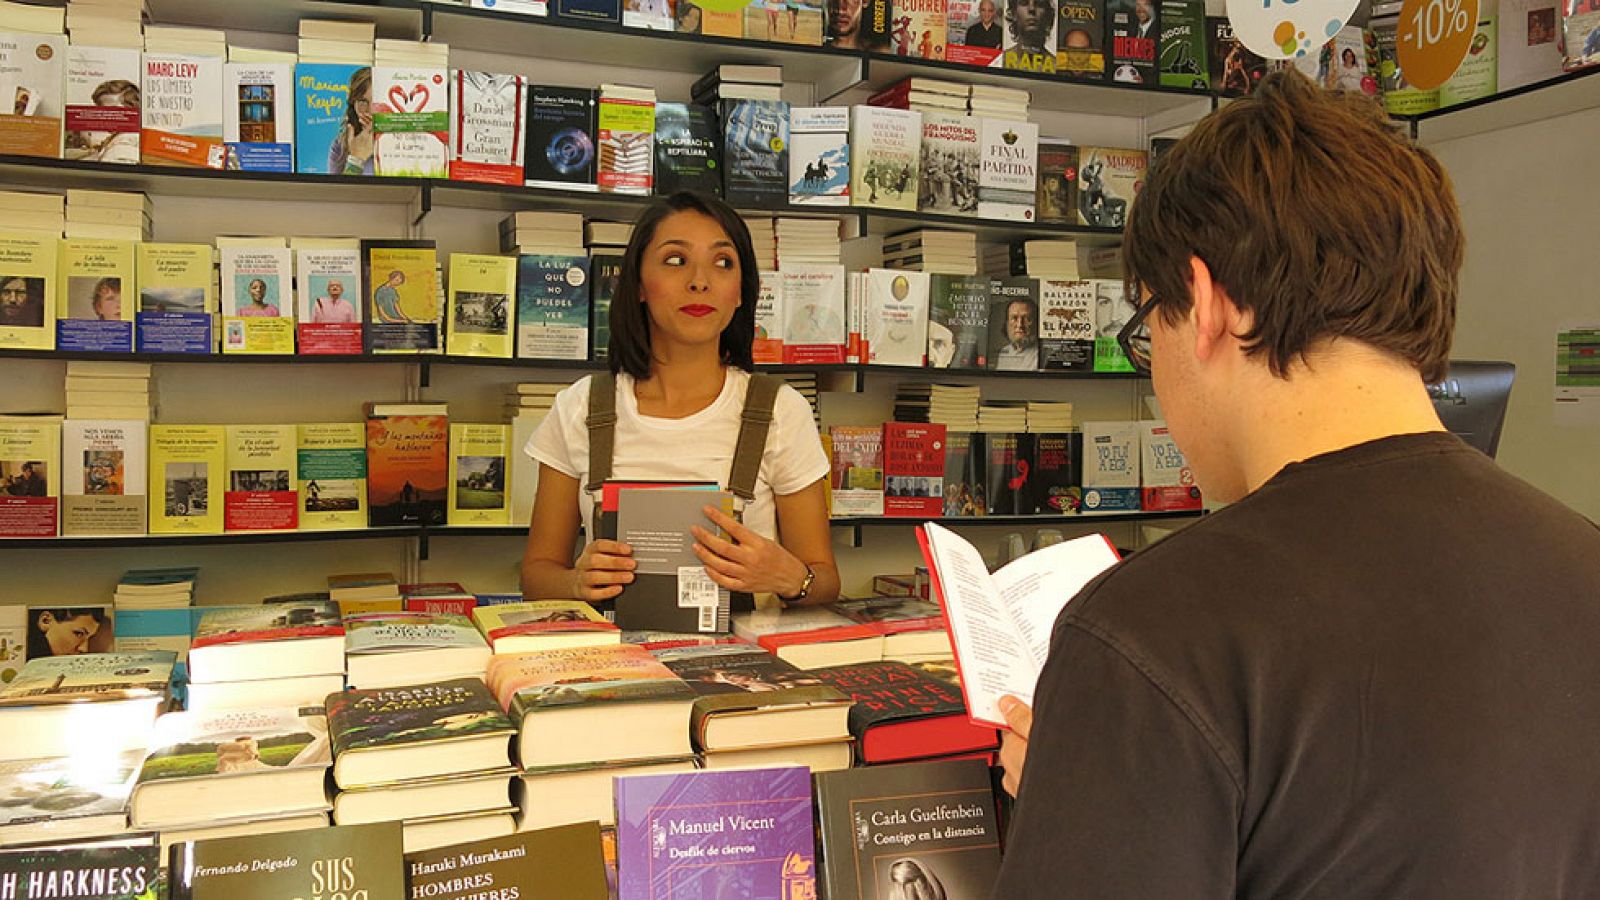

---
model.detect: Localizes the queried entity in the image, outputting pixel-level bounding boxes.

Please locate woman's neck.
[636,344,728,418]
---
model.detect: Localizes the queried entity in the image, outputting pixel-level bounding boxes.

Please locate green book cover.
[168,821,404,900]
[0,651,174,704]
[0,845,161,900]
[326,677,514,757]
[1158,0,1208,89]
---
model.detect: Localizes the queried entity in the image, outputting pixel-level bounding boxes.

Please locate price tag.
[1395,0,1480,89]
[677,566,719,609]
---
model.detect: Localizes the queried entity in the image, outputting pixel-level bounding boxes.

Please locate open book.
[916,521,1121,728]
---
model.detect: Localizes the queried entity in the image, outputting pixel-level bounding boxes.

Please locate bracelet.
[778,563,815,602]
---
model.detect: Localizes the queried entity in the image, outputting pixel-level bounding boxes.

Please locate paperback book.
[0,31,65,158]
[55,238,136,353]
[1108,0,1159,84]
[864,269,931,367]
[450,70,527,185]
[753,271,783,363]
[148,424,226,535]
[1057,0,1107,78]
[882,423,944,517]
[781,264,847,364]
[613,487,735,634]
[1207,18,1267,97]
[448,423,510,526]
[1139,419,1201,510]
[1036,141,1079,225]
[373,66,450,178]
[223,424,297,532]
[556,0,624,25]
[294,63,370,175]
[918,113,980,217]
[597,94,654,194]
[0,234,57,350]
[828,424,885,516]
[590,252,622,360]
[362,239,442,353]
[849,106,921,212]
[653,102,721,196]
[64,45,142,164]
[1158,0,1208,88]
[941,431,982,516]
[220,245,294,354]
[977,119,1039,222]
[1027,431,1083,514]
[516,254,591,360]
[1076,145,1145,229]
[297,422,368,530]
[1003,0,1057,71]
[892,0,949,57]
[1080,420,1140,510]
[446,253,516,358]
[721,99,791,208]
[982,431,1029,514]
[168,822,405,900]
[524,86,598,190]
[61,419,148,536]
[788,106,850,206]
[405,822,610,900]
[1038,278,1094,371]
[295,244,364,354]
[135,242,214,353]
[365,410,449,526]
[141,53,225,168]
[928,274,989,368]
[223,62,295,171]
[947,0,1005,65]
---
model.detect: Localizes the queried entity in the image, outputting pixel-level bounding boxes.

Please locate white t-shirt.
[525,369,830,544]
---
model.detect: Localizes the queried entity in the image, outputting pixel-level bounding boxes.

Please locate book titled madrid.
[615,766,818,899]
[168,822,406,900]
[849,106,921,212]
[295,244,364,354]
[977,119,1039,222]
[516,254,591,360]
[374,67,450,178]
[55,238,135,352]
[788,106,849,206]
[224,61,295,171]
[362,239,442,353]
[136,242,214,353]
[142,53,226,168]
[451,70,527,185]
[65,45,142,164]
[720,99,790,209]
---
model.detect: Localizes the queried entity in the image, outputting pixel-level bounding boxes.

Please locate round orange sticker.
[1395,0,1480,89]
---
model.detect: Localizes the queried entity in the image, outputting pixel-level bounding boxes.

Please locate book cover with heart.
[373,67,449,178]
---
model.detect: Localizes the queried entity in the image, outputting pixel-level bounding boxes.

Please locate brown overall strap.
[585,372,618,536]
[728,373,783,508]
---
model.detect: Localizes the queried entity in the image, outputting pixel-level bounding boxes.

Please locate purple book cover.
[615,766,817,900]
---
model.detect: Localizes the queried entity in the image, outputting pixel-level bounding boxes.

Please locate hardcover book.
[135,242,214,354]
[62,419,148,536]
[1003,0,1057,71]
[0,651,175,704]
[168,822,405,900]
[1038,278,1094,371]
[448,423,510,526]
[892,0,949,57]
[295,244,364,354]
[624,0,678,29]
[516,254,591,360]
[148,424,226,535]
[986,278,1039,372]
[0,31,65,158]
[1080,420,1140,510]
[977,118,1038,222]
[1564,0,1600,70]
[653,644,850,751]
[344,611,491,689]
[1107,0,1159,84]
[450,70,527,185]
[981,431,1030,514]
[1157,0,1208,88]
[190,601,343,665]
[326,678,514,778]
[787,106,850,206]
[141,53,225,168]
[812,660,997,763]
[1076,145,1145,229]
[362,239,442,353]
[56,238,135,352]
[597,94,654,195]
[473,600,618,656]
[813,758,1001,899]
[446,252,515,358]
[918,113,980,217]
[297,422,367,530]
[849,105,921,212]
[864,269,931,367]
[1058,0,1107,78]
[653,102,721,196]
[883,423,945,517]
[373,66,450,178]
[0,752,140,847]
[780,264,847,364]
[1499,0,1564,90]
[588,251,622,361]
[0,840,157,894]
[721,99,791,209]
[1026,431,1083,514]
[928,274,988,368]
[525,86,598,190]
[0,234,58,351]
[219,245,294,354]
[365,411,449,526]
[223,424,298,532]
[294,62,369,175]
[64,45,142,164]
[405,822,610,900]
[1037,141,1079,225]
[223,62,295,171]
[826,0,893,48]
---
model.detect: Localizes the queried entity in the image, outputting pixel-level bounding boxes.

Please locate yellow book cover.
[473,600,619,667]
[0,414,62,536]
[220,245,294,354]
[56,238,135,352]
[148,424,226,535]
[136,242,215,354]
[362,240,441,354]
[337,597,404,616]
[445,253,515,359]
[224,424,298,532]
[297,422,368,531]
[448,422,510,526]
[0,233,58,350]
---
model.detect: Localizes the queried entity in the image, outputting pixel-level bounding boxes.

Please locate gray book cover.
[614,488,735,634]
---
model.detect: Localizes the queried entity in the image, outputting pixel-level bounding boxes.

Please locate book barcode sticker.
[698,603,717,633]
[677,566,719,609]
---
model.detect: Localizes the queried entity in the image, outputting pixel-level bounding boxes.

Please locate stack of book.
[993,238,1081,278]
[690,64,783,105]
[0,749,142,848]
[0,190,65,237]
[401,581,478,615]
[774,217,842,267]
[977,400,1028,433]
[143,24,226,57]
[66,0,143,47]
[65,360,154,421]
[969,83,1031,119]
[344,611,492,690]
[655,643,855,773]
[895,382,981,429]
[831,595,951,662]
[328,572,403,615]
[326,678,519,852]
[227,42,297,64]
[509,389,558,529]
[298,19,376,64]
[742,216,778,270]
[882,229,979,275]
[1027,400,1074,432]
[185,602,347,712]
[504,381,564,422]
[113,566,198,681]
[129,705,334,854]
[868,77,970,115]
[500,211,585,255]
[471,600,620,655]
[813,660,1000,766]
[375,38,446,69]
[584,220,632,251]
[64,189,151,241]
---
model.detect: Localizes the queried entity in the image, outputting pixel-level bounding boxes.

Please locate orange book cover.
[365,414,448,527]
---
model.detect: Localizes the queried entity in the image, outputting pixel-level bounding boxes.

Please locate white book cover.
[344,612,488,655]
[864,268,931,367]
[508,411,546,528]
[1498,0,1564,89]
[64,44,142,164]
[780,264,846,364]
[295,247,363,325]
[220,245,294,353]
[449,70,527,185]
[752,270,784,364]
[141,53,225,168]
[470,0,550,14]
[788,106,850,206]
[0,31,66,159]
[918,112,980,217]
[61,418,149,536]
[1081,420,1141,511]
[623,0,675,30]
[977,118,1039,222]
[848,105,921,212]
[0,604,23,683]
[373,66,450,178]
[223,61,295,172]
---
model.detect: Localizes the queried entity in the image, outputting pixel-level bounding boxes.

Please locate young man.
[993,71,1600,898]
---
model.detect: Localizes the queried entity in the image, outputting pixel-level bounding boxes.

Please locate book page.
[990,534,1121,671]
[920,522,1031,726]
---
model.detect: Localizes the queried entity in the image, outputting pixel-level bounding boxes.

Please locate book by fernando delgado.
[1038,278,1094,371]
[365,407,449,526]
[446,253,515,358]
[61,418,148,536]
[405,822,610,900]
[720,99,790,209]
[652,102,721,197]
[168,822,405,900]
[362,239,442,353]
[814,758,1001,899]
[450,70,527,185]
[294,62,367,175]
[516,254,590,360]
[295,243,363,354]
[148,425,225,535]
[615,766,817,899]
[220,245,294,354]
[223,424,298,532]
[977,118,1039,222]
[224,61,296,172]
[448,423,510,526]
[65,45,143,164]
[0,233,58,351]
[849,105,921,212]
[0,415,59,537]
[918,113,980,217]
[374,66,450,178]
[781,264,847,364]
[882,422,944,517]
[928,274,989,368]
[0,30,65,158]
[141,53,226,168]
[524,86,598,190]
[56,238,136,352]
[864,269,930,367]
[788,106,849,206]
[325,678,515,788]
[297,422,367,530]
[135,243,214,354]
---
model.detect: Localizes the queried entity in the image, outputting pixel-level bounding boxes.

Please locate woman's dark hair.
[609,191,758,379]
[26,606,108,659]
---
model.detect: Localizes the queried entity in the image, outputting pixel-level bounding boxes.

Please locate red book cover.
[812,660,999,764]
[223,426,298,532]
[882,423,946,517]
[401,582,476,616]
[365,413,448,526]
[0,497,57,537]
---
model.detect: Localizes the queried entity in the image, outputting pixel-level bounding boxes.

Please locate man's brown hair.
[1124,70,1462,383]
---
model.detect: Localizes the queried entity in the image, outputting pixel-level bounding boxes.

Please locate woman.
[90,277,122,321]
[328,67,375,176]
[237,278,279,317]
[521,192,838,611]
[27,607,108,658]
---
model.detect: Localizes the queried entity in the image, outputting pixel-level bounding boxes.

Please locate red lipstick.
[680,304,714,317]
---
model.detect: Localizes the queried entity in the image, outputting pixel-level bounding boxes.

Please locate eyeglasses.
[1116,293,1157,376]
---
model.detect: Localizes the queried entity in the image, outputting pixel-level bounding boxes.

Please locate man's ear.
[1188,256,1242,363]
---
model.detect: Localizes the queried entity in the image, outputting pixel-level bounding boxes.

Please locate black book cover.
[525,86,598,188]
[983,432,1033,515]
[985,277,1040,372]
[555,0,621,25]
[1037,142,1079,225]
[590,251,623,361]
[0,845,161,900]
[941,431,985,516]
[653,102,722,197]
[814,758,1002,900]
[1108,0,1160,86]
[928,274,990,369]
[1026,432,1083,514]
[597,481,741,632]
[720,99,791,209]
[1057,0,1108,80]
[169,823,405,900]
[1207,17,1268,96]
[811,661,968,737]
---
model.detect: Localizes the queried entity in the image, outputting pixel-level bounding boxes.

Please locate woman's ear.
[35,611,55,631]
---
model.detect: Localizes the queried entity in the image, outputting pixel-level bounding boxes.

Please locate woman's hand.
[691,505,809,597]
[570,539,635,602]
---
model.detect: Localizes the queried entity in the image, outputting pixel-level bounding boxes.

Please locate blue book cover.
[616,766,817,900]
[136,312,212,353]
[58,320,133,352]
[721,99,791,210]
[515,254,590,361]
[226,62,295,173]
[295,63,370,176]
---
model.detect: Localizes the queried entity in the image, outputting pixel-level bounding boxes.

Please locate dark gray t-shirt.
[994,432,1600,899]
